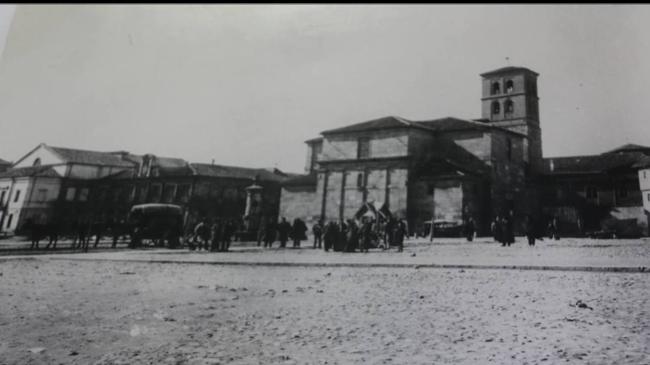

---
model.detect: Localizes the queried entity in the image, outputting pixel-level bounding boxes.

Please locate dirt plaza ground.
[1,237,649,364]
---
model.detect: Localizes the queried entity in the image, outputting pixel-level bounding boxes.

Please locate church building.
[280,66,543,236]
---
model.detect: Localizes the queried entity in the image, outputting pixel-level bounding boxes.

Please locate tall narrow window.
[491,101,500,116]
[504,100,514,115]
[37,189,48,202]
[491,82,500,95]
[0,190,5,204]
[6,214,13,228]
[357,137,370,159]
[79,188,89,202]
[357,172,365,189]
[65,187,76,201]
[14,190,21,203]
[505,80,514,93]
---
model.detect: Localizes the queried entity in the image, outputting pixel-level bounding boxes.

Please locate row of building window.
[0,189,21,205]
[491,100,515,116]
[491,80,515,95]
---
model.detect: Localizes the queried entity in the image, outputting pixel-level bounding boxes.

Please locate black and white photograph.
[0,4,649,364]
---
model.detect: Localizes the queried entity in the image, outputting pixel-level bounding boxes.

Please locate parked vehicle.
[127,204,184,248]
[422,219,464,238]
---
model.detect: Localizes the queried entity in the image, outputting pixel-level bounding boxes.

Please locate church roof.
[320,115,525,137]
[480,66,539,77]
[414,117,517,134]
[321,116,415,135]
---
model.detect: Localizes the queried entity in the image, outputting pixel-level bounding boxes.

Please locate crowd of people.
[21,209,567,252]
[253,216,409,253]
[487,212,561,247]
[189,218,239,252]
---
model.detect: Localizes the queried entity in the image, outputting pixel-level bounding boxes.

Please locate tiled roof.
[48,146,135,167]
[480,66,539,77]
[603,143,650,154]
[543,152,647,175]
[190,163,286,182]
[0,166,61,178]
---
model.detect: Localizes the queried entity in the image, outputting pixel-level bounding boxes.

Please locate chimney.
[211,159,215,165]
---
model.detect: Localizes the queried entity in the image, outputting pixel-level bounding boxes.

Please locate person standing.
[277,217,291,248]
[263,219,276,248]
[312,220,323,249]
[360,218,373,253]
[323,221,338,252]
[394,219,407,252]
[491,216,500,244]
[193,219,208,251]
[524,214,536,246]
[504,212,515,247]
[221,219,235,252]
[548,216,560,240]
[210,219,221,252]
[292,218,307,248]
[464,217,475,242]
[344,219,359,252]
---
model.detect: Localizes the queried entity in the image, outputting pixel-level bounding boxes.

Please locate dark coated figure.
[312,221,323,249]
[277,217,291,248]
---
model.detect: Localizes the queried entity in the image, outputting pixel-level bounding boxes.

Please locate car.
[422,219,464,238]
[127,203,184,248]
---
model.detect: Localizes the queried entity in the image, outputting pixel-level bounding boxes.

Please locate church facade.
[279,66,650,237]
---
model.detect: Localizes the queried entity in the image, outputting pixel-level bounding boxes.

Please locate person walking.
[312,220,323,249]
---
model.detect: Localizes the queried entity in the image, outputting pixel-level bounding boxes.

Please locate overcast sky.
[0,5,649,172]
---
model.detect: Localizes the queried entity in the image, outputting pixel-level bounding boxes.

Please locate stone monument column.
[243,183,263,233]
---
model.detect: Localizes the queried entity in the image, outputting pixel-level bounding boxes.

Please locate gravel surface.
[1,256,648,364]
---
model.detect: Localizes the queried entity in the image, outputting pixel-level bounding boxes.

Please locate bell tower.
[480,66,542,173]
